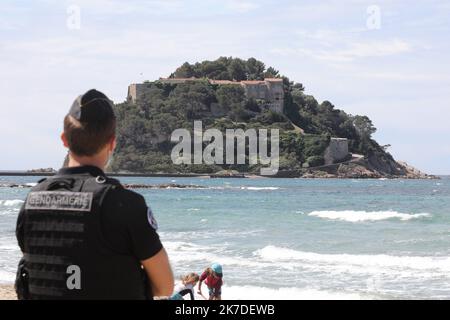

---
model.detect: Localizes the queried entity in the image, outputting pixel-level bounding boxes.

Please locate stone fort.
[127,78,350,165]
[127,77,285,113]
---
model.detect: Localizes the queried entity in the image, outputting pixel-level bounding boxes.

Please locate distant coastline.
[0,170,439,179]
[0,171,206,178]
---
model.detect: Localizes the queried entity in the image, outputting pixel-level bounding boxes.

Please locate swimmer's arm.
[197,279,204,294]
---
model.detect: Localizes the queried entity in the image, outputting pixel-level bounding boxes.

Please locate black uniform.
[15,165,163,300]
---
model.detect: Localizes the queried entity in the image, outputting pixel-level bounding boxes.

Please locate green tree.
[264,66,280,78]
[228,58,247,81]
[352,115,377,139]
[216,85,246,111]
[172,62,195,78]
[246,58,265,80]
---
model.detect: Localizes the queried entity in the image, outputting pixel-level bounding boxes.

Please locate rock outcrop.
[296,156,438,179]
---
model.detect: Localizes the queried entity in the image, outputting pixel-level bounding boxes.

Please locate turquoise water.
[1,176,449,299]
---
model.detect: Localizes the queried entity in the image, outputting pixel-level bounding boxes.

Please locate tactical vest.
[16,174,150,300]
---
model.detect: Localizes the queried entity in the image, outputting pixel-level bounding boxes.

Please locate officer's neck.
[67,152,107,171]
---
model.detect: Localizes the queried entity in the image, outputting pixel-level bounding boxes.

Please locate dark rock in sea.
[0,183,30,188]
[120,183,207,189]
[1,182,206,189]
[26,168,56,173]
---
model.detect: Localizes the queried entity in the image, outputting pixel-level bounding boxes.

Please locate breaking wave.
[240,187,280,191]
[255,246,450,272]
[223,285,363,300]
[0,270,15,283]
[0,200,24,207]
[308,210,431,222]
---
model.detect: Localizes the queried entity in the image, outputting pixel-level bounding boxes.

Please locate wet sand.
[0,284,16,300]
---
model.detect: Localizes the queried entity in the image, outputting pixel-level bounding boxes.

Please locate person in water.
[169,272,200,300]
[198,263,223,300]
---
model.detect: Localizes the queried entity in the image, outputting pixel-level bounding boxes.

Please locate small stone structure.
[127,77,284,113]
[324,138,349,165]
[127,83,147,103]
[239,78,284,113]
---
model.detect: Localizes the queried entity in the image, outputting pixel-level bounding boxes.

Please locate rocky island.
[109,57,434,179]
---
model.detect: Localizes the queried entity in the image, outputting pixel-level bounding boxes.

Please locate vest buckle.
[95,176,106,184]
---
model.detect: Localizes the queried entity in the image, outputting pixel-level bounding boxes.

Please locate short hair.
[182,273,200,284]
[64,90,116,156]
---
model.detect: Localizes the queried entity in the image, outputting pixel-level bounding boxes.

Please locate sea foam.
[0,200,24,207]
[175,281,359,300]
[223,285,362,300]
[0,270,15,283]
[256,246,450,272]
[308,210,430,222]
[241,187,280,191]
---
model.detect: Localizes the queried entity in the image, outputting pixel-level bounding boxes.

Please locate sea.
[1,175,449,300]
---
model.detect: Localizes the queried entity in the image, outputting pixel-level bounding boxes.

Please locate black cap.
[68,89,115,123]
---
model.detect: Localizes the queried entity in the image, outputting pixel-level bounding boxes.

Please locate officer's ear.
[109,136,116,152]
[61,132,69,148]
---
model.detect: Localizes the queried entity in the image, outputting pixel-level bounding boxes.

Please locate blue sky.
[0,0,449,174]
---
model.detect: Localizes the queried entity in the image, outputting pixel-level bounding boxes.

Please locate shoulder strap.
[78,176,126,255]
[79,176,115,210]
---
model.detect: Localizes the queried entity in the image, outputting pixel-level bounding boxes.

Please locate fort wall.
[127,77,284,113]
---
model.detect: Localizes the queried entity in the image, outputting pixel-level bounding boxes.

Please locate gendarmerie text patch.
[25,191,93,212]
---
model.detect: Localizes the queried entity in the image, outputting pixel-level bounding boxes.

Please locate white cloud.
[271,38,412,63]
[0,19,21,30]
[352,71,450,82]
[343,39,411,58]
[39,0,183,16]
[225,0,259,13]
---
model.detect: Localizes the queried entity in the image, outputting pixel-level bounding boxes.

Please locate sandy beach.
[0,285,16,300]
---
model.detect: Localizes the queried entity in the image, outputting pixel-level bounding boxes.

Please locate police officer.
[15,89,174,299]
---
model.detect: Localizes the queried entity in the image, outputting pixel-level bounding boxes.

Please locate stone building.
[324,138,350,165]
[127,77,285,113]
[240,78,284,113]
[127,83,147,103]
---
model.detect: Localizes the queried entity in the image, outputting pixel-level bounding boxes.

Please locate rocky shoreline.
[278,159,438,179]
[0,160,438,183]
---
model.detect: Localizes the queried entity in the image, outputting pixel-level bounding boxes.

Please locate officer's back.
[15,89,174,300]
